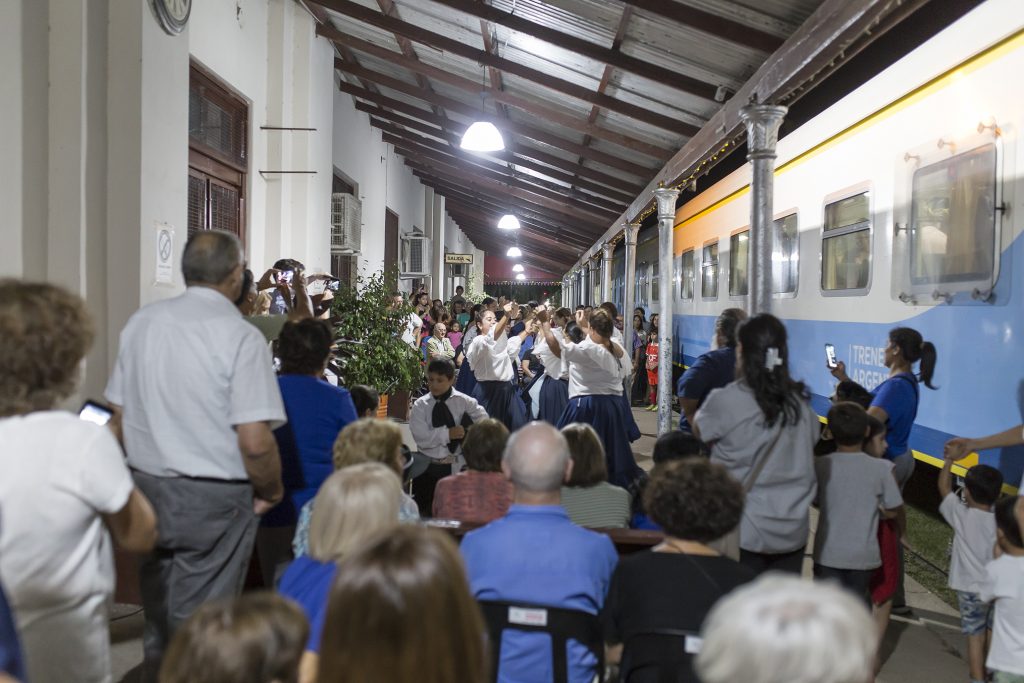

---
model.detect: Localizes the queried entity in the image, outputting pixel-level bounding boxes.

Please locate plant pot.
[386,389,412,421]
[377,394,390,418]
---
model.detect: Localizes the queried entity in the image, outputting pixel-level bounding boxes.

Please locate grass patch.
[904,504,957,608]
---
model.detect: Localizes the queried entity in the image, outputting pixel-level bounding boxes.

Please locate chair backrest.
[618,628,703,683]
[478,599,604,683]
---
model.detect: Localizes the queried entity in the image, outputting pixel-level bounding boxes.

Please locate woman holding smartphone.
[829,327,938,489]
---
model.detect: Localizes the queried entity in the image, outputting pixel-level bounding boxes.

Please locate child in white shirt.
[938,452,1003,683]
[977,497,1024,683]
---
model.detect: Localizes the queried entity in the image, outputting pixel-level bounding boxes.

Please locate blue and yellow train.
[590,0,1023,491]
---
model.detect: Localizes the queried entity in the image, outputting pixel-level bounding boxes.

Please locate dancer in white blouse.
[466,302,529,432]
[537,307,643,487]
[527,307,573,425]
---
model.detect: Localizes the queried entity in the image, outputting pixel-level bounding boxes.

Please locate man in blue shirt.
[461,422,618,683]
[677,308,747,432]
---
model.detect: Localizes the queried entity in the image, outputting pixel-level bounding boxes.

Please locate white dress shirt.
[409,389,489,461]
[467,329,515,382]
[611,326,625,349]
[561,337,631,397]
[105,286,286,480]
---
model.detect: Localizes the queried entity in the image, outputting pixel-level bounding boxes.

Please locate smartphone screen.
[825,343,838,369]
[278,270,294,285]
[79,400,114,426]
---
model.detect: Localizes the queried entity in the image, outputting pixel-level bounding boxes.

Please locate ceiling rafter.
[612,0,785,53]
[445,213,577,272]
[310,0,695,133]
[571,6,633,198]
[352,100,643,198]
[413,173,601,245]
[478,19,510,121]
[317,24,678,155]
[371,0,458,145]
[403,155,615,225]
[378,127,628,213]
[401,152,621,222]
[334,58,656,178]
[441,202,584,256]
[424,0,719,99]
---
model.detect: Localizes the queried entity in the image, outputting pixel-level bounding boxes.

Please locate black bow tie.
[432,389,475,453]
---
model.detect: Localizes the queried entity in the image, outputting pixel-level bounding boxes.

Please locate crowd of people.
[0,228,1022,683]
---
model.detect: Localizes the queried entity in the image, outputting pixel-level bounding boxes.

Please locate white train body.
[610,0,1024,486]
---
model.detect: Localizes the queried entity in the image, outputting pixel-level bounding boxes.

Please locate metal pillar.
[740,104,787,315]
[589,258,600,306]
[621,220,640,389]
[601,241,613,305]
[653,185,680,436]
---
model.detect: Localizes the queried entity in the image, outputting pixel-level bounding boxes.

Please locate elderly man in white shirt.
[105,230,286,681]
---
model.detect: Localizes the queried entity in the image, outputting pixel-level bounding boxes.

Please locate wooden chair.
[478,599,604,683]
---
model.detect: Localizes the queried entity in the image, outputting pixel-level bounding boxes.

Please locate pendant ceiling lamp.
[515,273,526,281]
[460,67,505,152]
[512,264,524,273]
[507,246,522,258]
[497,214,520,231]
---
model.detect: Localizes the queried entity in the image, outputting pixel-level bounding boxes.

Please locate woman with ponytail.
[830,326,937,488]
[693,314,818,575]
[537,307,642,488]
[466,303,528,432]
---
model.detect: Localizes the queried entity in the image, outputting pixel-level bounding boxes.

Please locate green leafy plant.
[330,268,423,394]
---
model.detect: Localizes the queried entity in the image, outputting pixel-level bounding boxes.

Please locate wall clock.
[152,0,191,35]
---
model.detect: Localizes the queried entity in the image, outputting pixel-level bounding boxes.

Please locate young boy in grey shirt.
[813,402,904,604]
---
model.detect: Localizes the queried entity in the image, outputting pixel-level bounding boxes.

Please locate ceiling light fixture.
[497,214,520,231]
[507,246,522,258]
[460,67,505,152]
[512,264,524,273]
[515,273,526,281]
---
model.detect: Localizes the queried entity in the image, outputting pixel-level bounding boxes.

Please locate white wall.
[0,0,337,403]
[332,86,450,282]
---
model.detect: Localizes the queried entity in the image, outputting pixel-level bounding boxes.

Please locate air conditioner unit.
[400,234,431,277]
[330,192,361,252]
[450,264,468,278]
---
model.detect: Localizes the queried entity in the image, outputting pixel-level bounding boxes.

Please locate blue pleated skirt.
[537,375,570,426]
[478,380,529,433]
[557,394,643,488]
[621,390,642,442]
[455,359,479,398]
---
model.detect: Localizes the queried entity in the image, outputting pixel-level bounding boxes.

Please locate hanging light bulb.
[512,264,524,273]
[515,273,526,281]
[507,246,522,258]
[497,214,520,231]
[460,67,505,152]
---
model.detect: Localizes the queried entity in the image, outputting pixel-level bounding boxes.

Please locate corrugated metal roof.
[314,0,831,270]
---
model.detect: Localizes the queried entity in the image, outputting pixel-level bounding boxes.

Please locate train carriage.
[612,0,1024,490]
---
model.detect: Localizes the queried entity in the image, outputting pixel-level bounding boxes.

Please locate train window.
[821,192,871,292]
[680,249,694,300]
[651,263,660,303]
[909,144,997,286]
[701,240,719,299]
[729,230,750,297]
[772,213,799,294]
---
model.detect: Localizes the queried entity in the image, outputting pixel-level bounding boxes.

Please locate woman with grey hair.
[696,574,877,683]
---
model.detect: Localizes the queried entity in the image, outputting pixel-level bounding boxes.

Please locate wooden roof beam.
[412,174,600,245]
[404,157,615,225]
[338,85,647,193]
[379,128,628,213]
[612,0,784,53]
[426,0,719,99]
[333,57,656,178]
[311,0,696,132]
[317,24,680,154]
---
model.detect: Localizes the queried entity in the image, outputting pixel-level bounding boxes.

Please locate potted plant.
[331,268,423,420]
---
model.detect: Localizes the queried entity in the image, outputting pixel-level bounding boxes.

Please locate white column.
[621,221,640,372]
[601,241,613,305]
[432,193,445,300]
[653,185,680,435]
[740,104,787,315]
[589,258,600,305]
